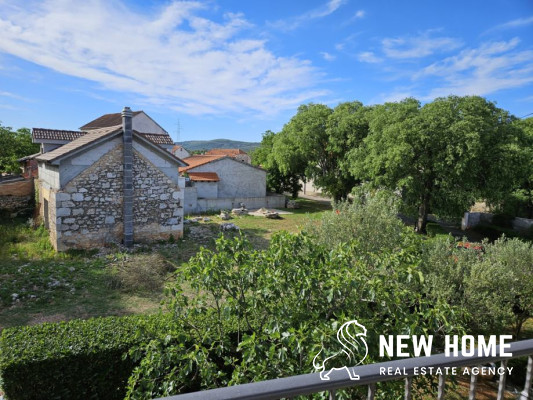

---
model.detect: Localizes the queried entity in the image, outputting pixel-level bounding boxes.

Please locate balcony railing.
[157,339,533,400]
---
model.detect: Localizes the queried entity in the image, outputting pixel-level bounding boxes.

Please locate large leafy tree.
[0,124,38,174]
[251,130,302,198]
[502,117,533,218]
[272,102,369,201]
[350,96,520,232]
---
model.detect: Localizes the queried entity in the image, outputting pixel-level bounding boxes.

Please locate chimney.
[122,107,133,247]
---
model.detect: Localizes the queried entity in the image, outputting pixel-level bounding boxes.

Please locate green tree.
[322,101,370,200]
[252,130,302,198]
[0,124,38,174]
[500,117,533,218]
[272,102,369,201]
[350,96,520,232]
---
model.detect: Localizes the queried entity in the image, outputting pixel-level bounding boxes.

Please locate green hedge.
[0,314,173,400]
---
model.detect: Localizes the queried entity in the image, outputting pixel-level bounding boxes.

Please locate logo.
[313,320,368,381]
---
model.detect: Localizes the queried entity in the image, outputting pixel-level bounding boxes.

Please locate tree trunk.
[416,192,430,233]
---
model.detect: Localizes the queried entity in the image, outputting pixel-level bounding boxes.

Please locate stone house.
[179,154,285,213]
[205,148,251,164]
[33,110,174,153]
[35,108,187,251]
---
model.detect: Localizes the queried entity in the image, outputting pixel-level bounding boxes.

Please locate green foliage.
[271,102,370,201]
[497,117,533,218]
[0,314,173,400]
[252,130,302,197]
[305,188,414,255]
[0,124,39,174]
[425,222,448,238]
[465,237,533,337]
[126,232,462,399]
[421,236,533,338]
[349,96,522,232]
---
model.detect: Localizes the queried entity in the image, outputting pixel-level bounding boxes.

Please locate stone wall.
[132,151,183,242]
[0,178,34,216]
[184,192,285,214]
[461,211,533,233]
[54,144,124,250]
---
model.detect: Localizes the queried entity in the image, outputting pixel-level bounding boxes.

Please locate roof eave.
[36,129,122,165]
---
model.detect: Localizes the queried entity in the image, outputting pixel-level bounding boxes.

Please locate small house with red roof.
[204,148,251,164]
[179,154,284,213]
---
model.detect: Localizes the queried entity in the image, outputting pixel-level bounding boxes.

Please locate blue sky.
[0,0,532,143]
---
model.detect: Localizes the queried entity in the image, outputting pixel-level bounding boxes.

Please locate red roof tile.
[187,172,220,182]
[179,155,225,172]
[32,128,87,142]
[205,148,248,156]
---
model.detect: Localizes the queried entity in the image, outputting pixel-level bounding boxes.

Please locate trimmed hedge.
[0,314,173,400]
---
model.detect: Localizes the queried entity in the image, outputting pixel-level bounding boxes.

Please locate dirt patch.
[28,313,69,325]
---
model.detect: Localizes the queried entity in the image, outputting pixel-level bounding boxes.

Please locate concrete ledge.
[185,194,286,214]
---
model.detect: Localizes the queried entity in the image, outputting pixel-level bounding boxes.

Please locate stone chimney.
[122,107,133,247]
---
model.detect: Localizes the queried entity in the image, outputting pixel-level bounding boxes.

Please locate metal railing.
[157,339,533,400]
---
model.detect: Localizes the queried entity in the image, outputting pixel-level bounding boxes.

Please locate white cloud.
[320,52,336,61]
[415,38,533,99]
[355,10,365,18]
[382,31,462,59]
[357,51,382,63]
[269,0,347,31]
[0,0,327,116]
[0,90,29,101]
[486,15,533,33]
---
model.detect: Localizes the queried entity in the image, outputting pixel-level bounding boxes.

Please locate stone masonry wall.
[133,150,183,242]
[54,144,124,250]
[0,179,34,217]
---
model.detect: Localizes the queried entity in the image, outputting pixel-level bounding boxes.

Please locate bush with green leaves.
[304,188,415,255]
[0,314,173,400]
[465,237,533,338]
[125,233,462,399]
[420,236,533,338]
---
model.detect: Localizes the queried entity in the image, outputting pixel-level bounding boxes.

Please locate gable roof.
[80,111,143,130]
[179,154,265,173]
[205,148,248,156]
[135,132,173,145]
[36,125,188,168]
[187,172,220,182]
[33,128,87,142]
[178,155,225,172]
[36,126,122,163]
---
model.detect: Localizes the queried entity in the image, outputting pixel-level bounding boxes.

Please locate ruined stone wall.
[54,144,124,251]
[133,151,183,242]
[0,179,34,217]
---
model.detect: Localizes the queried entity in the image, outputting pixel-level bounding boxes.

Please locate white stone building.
[179,155,285,214]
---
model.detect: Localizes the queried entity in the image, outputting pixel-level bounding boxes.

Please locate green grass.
[0,199,330,330]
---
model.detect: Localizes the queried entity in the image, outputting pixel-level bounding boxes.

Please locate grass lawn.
[0,198,330,330]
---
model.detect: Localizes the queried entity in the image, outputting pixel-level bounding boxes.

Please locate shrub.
[304,188,414,255]
[125,233,462,399]
[421,236,533,338]
[0,314,173,400]
[465,237,533,337]
[425,222,448,237]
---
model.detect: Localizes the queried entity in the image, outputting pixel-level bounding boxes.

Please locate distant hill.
[177,139,260,153]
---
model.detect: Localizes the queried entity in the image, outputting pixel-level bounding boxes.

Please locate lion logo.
[313,320,368,381]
